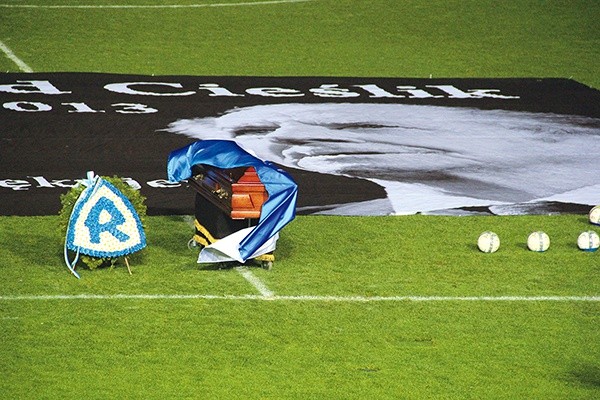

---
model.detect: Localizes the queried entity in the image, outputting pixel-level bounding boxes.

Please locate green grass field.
[1,1,599,399]
[1,215,599,399]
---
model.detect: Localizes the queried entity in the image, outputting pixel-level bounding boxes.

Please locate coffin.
[189,164,268,219]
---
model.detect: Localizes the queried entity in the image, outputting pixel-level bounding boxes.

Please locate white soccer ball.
[589,205,600,226]
[478,231,500,253]
[527,231,550,252]
[577,230,600,252]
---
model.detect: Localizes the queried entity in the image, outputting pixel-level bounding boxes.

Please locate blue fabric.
[167,140,298,261]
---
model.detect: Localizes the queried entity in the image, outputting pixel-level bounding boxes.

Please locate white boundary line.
[0,294,598,302]
[0,40,33,72]
[0,0,312,9]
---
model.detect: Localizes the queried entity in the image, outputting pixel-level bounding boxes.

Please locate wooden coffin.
[189,164,268,219]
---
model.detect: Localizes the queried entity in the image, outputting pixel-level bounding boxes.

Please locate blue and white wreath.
[64,172,146,278]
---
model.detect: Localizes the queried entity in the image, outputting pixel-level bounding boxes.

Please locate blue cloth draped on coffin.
[167,140,298,262]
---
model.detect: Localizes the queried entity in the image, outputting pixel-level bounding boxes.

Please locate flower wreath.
[59,172,147,277]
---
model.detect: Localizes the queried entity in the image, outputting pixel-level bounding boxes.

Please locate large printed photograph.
[1,73,599,216]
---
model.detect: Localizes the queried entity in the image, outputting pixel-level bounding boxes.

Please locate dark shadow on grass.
[577,216,591,225]
[197,261,239,271]
[566,363,600,389]
[274,233,295,261]
[197,261,271,271]
[0,229,64,267]
[467,243,480,252]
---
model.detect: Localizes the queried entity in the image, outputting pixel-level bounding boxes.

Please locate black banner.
[1,73,599,216]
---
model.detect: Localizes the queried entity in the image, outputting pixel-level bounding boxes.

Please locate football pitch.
[1,1,599,399]
[1,214,599,399]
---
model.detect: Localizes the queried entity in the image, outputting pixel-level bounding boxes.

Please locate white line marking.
[0,40,33,72]
[0,0,312,9]
[236,267,275,298]
[0,294,598,302]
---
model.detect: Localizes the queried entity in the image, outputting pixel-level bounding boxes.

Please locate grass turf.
[1,300,598,399]
[0,215,599,399]
[0,0,598,88]
[1,215,598,297]
[1,0,599,398]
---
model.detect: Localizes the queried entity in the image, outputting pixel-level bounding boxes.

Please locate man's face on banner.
[165,103,600,214]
